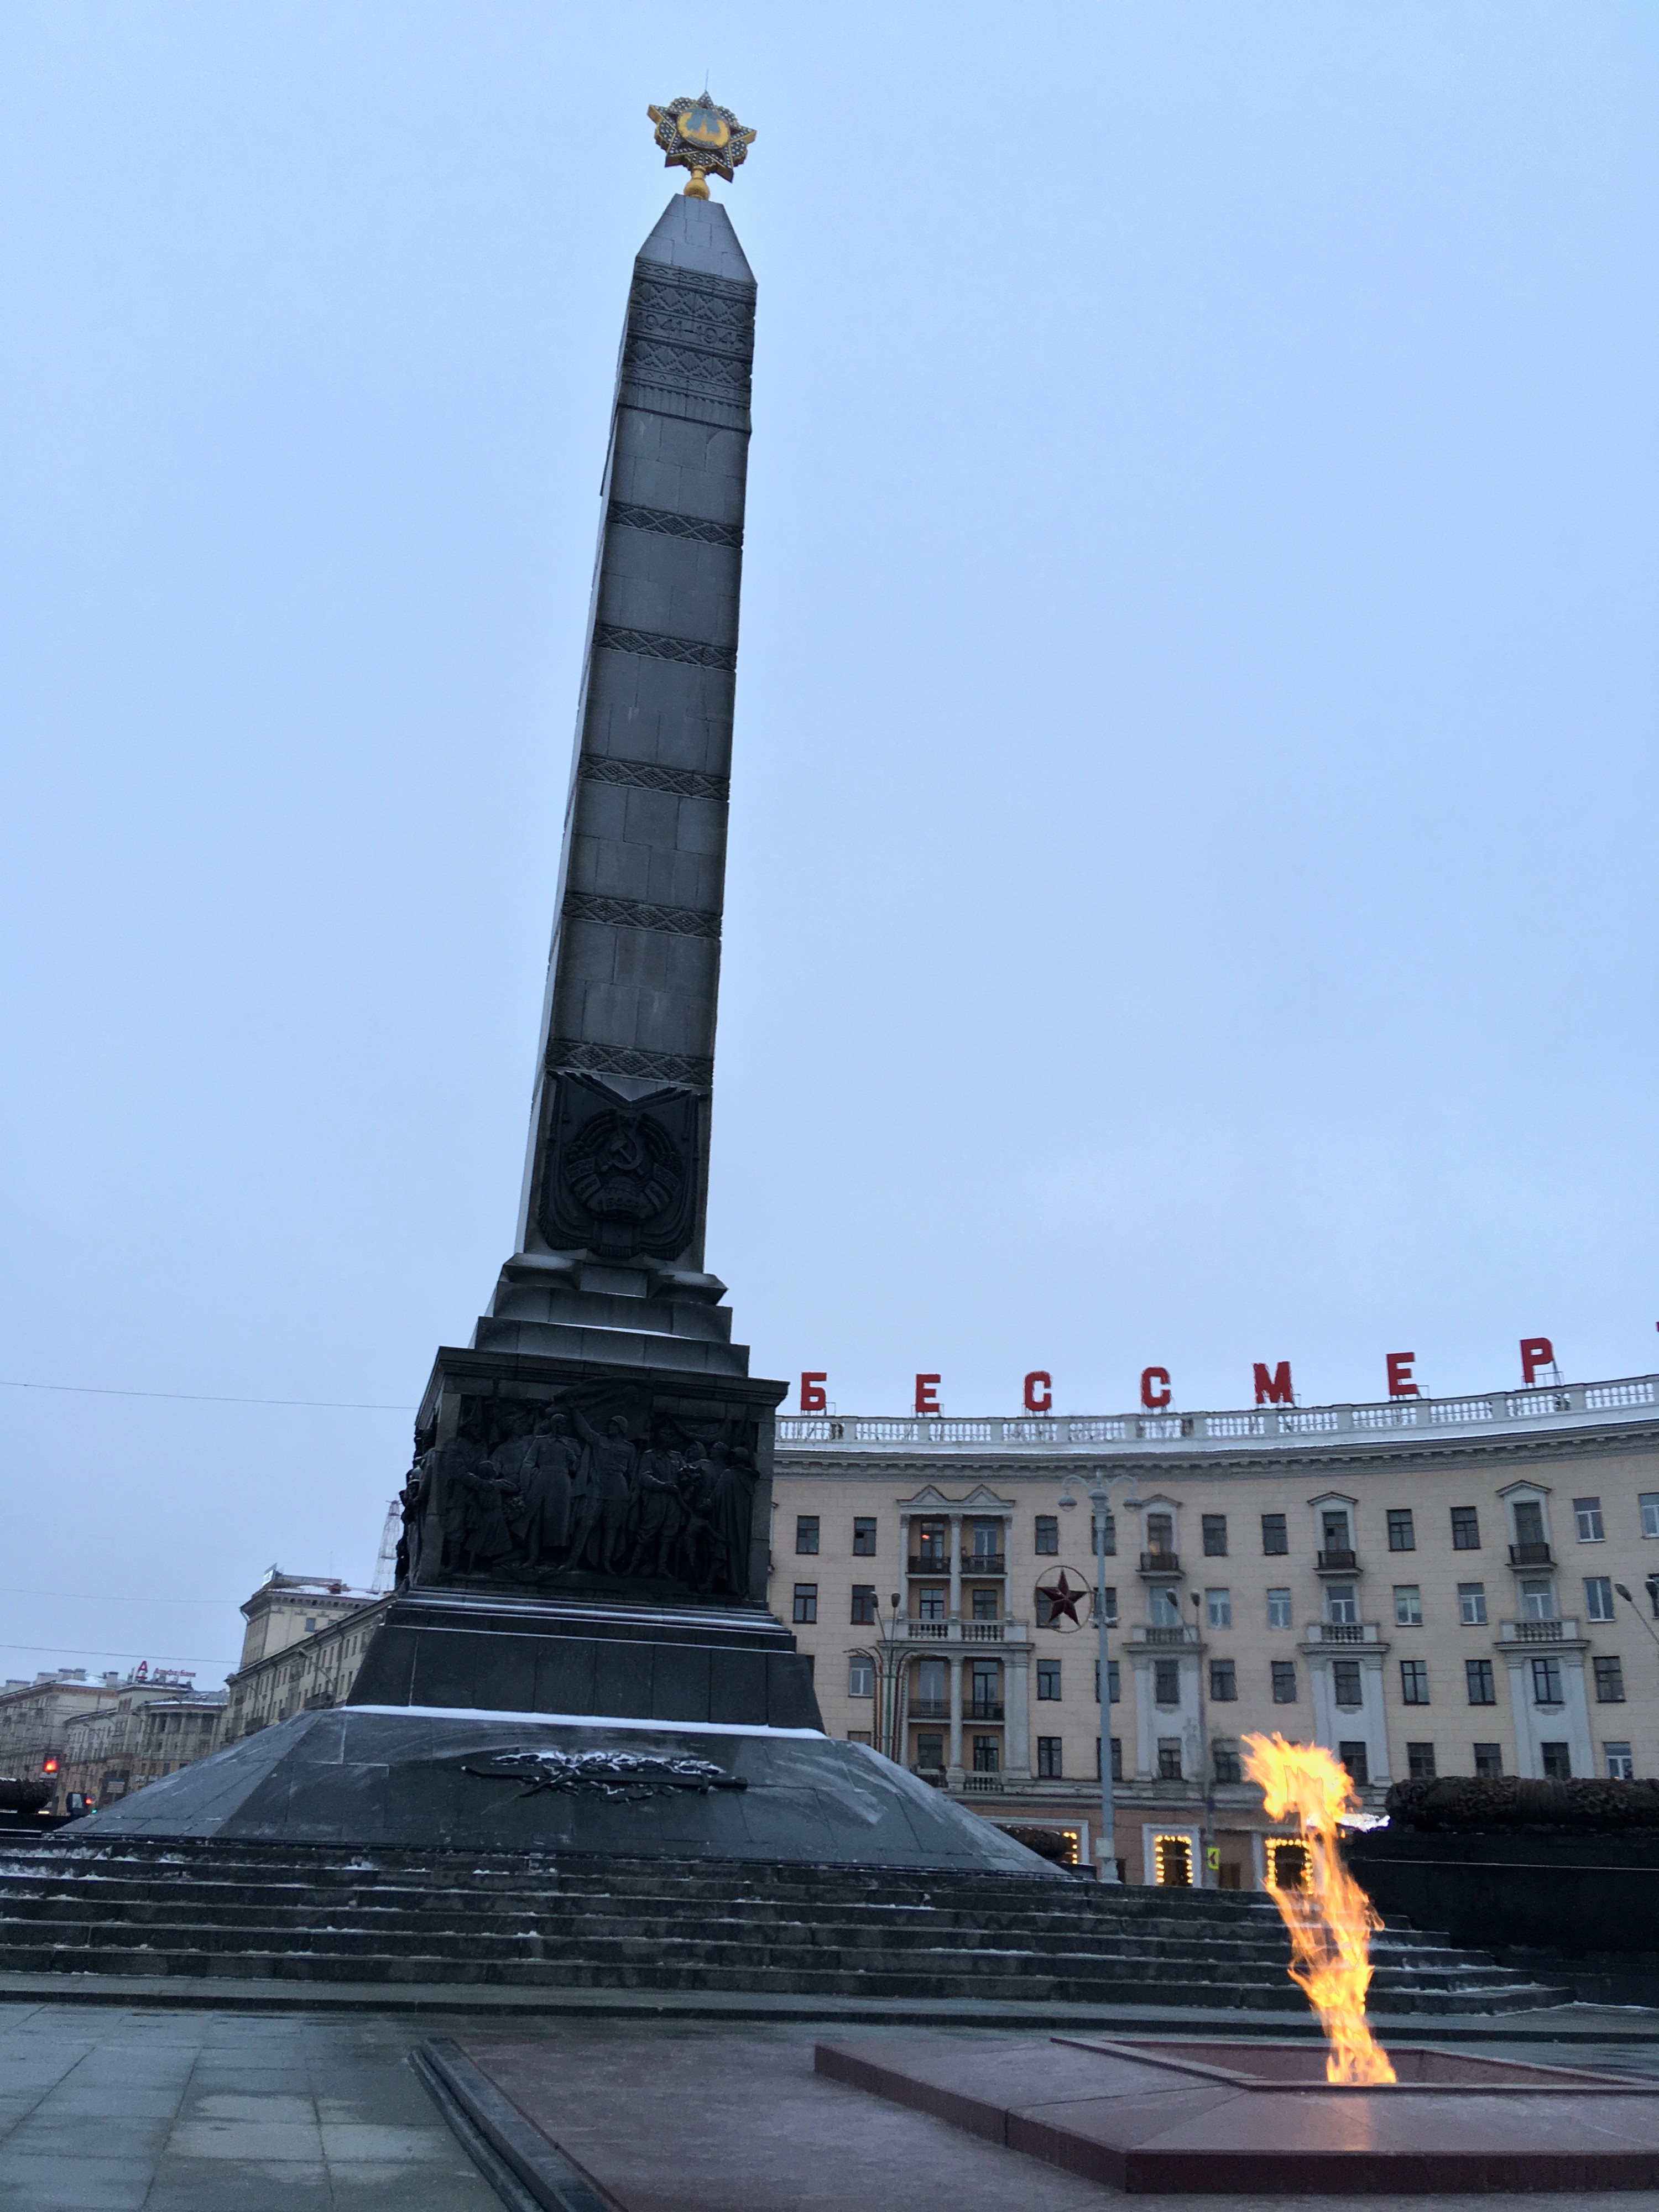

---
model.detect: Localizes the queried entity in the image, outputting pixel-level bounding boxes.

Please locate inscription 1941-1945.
[395,1389,760,1603]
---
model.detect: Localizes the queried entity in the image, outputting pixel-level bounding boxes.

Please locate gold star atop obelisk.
[646,95,756,200]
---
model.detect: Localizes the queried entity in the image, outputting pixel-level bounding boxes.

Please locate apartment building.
[222,1572,387,1742]
[769,1372,1659,1882]
[59,1688,228,1810]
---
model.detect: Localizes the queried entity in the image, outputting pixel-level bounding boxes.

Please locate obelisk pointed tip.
[637,194,754,285]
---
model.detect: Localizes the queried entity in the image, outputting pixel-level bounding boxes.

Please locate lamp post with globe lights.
[1058,1471,1142,1884]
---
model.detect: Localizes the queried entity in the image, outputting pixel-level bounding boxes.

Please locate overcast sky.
[3,3,1656,1688]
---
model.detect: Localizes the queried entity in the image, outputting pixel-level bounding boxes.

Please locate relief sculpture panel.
[396,1387,761,1603]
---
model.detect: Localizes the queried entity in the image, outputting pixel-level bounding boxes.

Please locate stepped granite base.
[66,1707,1055,1868]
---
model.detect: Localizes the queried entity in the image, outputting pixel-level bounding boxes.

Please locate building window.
[1157,1738,1183,1781]
[1641,1493,1659,1540]
[1513,1498,1548,1551]
[1339,1741,1370,1786]
[1331,1659,1363,1708]
[1037,1736,1063,1779]
[1326,1583,1359,1626]
[1521,1578,1557,1621]
[1394,1585,1422,1626]
[1154,1659,1181,1707]
[795,1517,820,1556]
[852,1517,877,1556]
[1531,1655,1563,1707]
[1574,1496,1605,1543]
[914,1519,947,1565]
[1465,1658,1496,1705]
[1593,1656,1625,1703]
[850,1585,877,1625]
[1406,1742,1436,1780]
[847,1655,874,1699]
[792,1584,817,1624]
[1584,1576,1614,1623]
[1092,1511,1118,1557]
[1271,1659,1298,1703]
[972,1736,1000,1773]
[914,1731,944,1770]
[1266,1588,1293,1630]
[1206,1588,1231,1629]
[847,1729,872,1745]
[1202,1514,1228,1556]
[1451,1506,1481,1550]
[1386,1509,1416,1553]
[1605,1742,1635,1780]
[1261,1513,1288,1555]
[1541,1741,1572,1780]
[1473,1741,1504,1777]
[1212,1740,1241,1784]
[1458,1582,1487,1626]
[971,1588,999,1621]
[1037,1659,1061,1700]
[1034,1514,1059,1555]
[1097,1737,1124,1781]
[1400,1660,1430,1705]
[1094,1658,1120,1704]
[1148,1584,1182,1627]
[1209,1659,1237,1702]
[916,1589,945,1621]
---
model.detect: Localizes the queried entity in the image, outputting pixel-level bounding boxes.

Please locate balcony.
[907,1556,950,1577]
[907,1698,950,1719]
[1310,1621,1380,1644]
[962,1553,1006,1577]
[966,1701,1005,1722]
[1509,1542,1554,1567]
[1126,1624,1200,1648]
[1499,1617,1580,1645]
[1139,1551,1182,1575]
[890,1619,1027,1647]
[1316,1548,1358,1572]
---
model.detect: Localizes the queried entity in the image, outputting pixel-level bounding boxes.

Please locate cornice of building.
[774,1374,1659,1483]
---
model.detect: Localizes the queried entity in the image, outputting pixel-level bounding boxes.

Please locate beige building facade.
[59,1688,228,1811]
[770,1372,1659,1884]
[222,1572,387,1742]
[0,1669,128,1791]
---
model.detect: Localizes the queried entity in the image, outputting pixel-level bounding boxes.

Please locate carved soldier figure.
[632,1436,685,1580]
[709,1440,758,1597]
[516,1408,579,1569]
[571,1410,638,1573]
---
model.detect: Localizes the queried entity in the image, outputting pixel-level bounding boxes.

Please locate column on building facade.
[1003,1632,1030,1781]
[947,1648,963,1782]
[948,1510,962,1622]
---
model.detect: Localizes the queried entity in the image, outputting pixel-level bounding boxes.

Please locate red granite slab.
[449,2032,1123,2211]
[813,2036,1659,2194]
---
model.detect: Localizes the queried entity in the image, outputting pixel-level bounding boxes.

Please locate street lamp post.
[1059,1470,1140,1885]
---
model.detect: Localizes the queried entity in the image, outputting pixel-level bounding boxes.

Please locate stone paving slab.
[436,2029,1659,2211]
[2,1997,1655,2211]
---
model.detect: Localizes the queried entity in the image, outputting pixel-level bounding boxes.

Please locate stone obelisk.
[345,106,813,1726]
[79,107,1047,1872]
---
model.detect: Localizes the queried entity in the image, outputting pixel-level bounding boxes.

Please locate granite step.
[0,1841,1569,2012]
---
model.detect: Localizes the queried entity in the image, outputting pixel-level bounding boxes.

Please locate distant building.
[0,1669,127,1791]
[222,1570,387,1741]
[59,1683,227,1810]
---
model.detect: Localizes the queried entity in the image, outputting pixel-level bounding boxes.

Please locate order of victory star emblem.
[647,94,757,197]
[1035,1567,1095,1632]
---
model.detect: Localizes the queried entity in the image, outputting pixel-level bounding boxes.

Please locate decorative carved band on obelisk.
[512,192,755,1288]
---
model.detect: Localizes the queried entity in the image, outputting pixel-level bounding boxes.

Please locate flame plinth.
[1241,1732,1397,2085]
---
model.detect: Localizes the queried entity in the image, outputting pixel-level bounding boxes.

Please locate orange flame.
[1241,1733,1396,2085]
